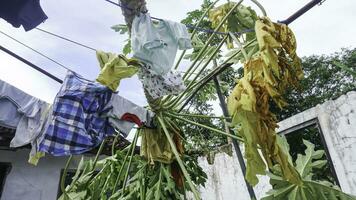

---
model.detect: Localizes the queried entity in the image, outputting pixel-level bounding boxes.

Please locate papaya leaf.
[262,140,356,200]
[111,24,129,35]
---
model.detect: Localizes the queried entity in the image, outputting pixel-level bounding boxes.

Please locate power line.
[0,30,73,72]
[34,28,96,51]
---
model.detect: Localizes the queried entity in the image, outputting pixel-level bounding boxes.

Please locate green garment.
[96,51,139,91]
[28,152,45,166]
[140,127,173,164]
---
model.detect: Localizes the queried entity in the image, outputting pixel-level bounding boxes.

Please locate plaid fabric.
[39,71,114,156]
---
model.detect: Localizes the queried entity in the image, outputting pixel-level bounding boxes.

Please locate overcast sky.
[0,0,355,104]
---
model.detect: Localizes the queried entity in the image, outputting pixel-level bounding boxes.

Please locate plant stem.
[112,131,121,156]
[176,39,256,111]
[250,0,267,16]
[229,32,248,60]
[182,0,244,80]
[92,138,107,171]
[173,0,219,70]
[185,35,228,83]
[170,112,231,120]
[122,131,139,195]
[112,142,135,193]
[61,155,73,193]
[166,113,244,142]
[157,116,201,200]
[166,35,228,109]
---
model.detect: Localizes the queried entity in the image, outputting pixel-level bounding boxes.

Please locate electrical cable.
[0,30,73,72]
[34,28,97,51]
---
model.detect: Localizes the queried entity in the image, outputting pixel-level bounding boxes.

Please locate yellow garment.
[96,51,139,91]
[140,127,173,164]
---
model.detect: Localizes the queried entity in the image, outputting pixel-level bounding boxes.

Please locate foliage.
[59,137,207,200]
[262,140,356,200]
[272,48,356,120]
[111,24,131,55]
[208,2,257,48]
[227,17,303,186]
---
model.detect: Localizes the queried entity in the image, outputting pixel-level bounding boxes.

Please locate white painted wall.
[0,149,82,200]
[193,91,356,199]
[278,91,356,194]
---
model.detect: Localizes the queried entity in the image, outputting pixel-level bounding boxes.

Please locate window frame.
[279,118,341,187]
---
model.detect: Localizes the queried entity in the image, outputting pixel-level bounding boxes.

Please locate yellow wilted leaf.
[228,17,304,186]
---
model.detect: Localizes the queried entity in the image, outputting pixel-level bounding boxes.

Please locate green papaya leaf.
[111,24,129,35]
[262,140,356,200]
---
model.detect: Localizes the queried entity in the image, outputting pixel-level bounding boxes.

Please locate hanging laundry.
[138,65,186,99]
[140,125,183,164]
[103,94,154,137]
[39,71,115,156]
[0,0,48,31]
[0,79,49,163]
[140,127,173,164]
[27,105,52,165]
[131,13,193,76]
[96,50,139,91]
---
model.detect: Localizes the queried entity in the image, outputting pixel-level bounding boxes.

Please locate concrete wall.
[193,91,356,199]
[0,149,82,200]
[278,91,356,194]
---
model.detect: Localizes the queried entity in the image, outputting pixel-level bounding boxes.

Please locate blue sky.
[0,0,355,105]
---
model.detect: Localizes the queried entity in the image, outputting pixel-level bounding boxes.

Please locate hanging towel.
[131,13,193,76]
[39,71,115,156]
[96,51,139,91]
[0,0,48,31]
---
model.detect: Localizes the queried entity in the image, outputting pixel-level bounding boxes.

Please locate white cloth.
[104,94,154,137]
[0,79,49,164]
[138,66,186,99]
[0,79,45,128]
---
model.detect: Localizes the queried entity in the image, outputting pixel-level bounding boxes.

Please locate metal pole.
[213,77,256,199]
[278,0,323,25]
[0,45,63,84]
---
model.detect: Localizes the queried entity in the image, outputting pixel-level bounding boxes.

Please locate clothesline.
[0,30,73,72]
[35,27,96,51]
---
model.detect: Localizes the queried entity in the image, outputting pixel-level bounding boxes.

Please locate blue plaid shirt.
[39,71,114,156]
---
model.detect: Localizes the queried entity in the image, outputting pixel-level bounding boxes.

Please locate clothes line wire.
[34,28,97,51]
[0,45,63,83]
[0,30,73,72]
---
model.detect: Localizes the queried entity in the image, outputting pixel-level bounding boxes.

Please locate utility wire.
[0,30,73,72]
[34,28,97,51]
